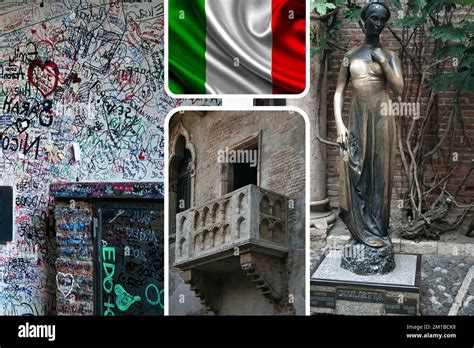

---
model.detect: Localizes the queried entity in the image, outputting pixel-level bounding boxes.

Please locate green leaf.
[438,0,474,5]
[423,1,450,17]
[456,69,474,93]
[344,5,362,23]
[316,34,330,53]
[407,0,427,12]
[460,53,474,68]
[431,24,468,42]
[311,0,337,15]
[327,14,341,31]
[460,20,474,34]
[461,74,474,93]
[429,69,473,92]
[393,16,427,26]
[433,44,466,59]
[390,0,403,10]
[314,1,336,15]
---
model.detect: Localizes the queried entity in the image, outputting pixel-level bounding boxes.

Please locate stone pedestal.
[310,251,421,315]
[340,238,395,275]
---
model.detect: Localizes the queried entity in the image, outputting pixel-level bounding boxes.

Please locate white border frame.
[164,106,311,316]
[164,0,311,99]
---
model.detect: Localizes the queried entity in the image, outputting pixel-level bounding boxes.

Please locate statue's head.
[361,2,391,35]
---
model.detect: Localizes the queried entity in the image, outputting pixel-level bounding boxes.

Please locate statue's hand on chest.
[371,47,388,65]
[349,47,387,79]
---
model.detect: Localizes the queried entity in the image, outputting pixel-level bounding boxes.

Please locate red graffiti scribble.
[27,60,59,98]
[71,72,81,84]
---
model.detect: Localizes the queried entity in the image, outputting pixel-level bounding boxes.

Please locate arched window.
[169,123,195,238]
[177,149,192,212]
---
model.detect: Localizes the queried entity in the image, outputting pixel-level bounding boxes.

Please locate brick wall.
[171,110,306,225]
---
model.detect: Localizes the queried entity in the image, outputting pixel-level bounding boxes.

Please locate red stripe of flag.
[272,0,306,94]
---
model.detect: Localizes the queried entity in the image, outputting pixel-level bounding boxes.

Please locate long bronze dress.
[338,47,397,248]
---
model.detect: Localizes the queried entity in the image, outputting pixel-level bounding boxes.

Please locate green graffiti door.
[95,202,164,315]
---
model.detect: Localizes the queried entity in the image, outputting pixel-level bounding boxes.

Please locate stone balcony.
[174,184,290,311]
[175,184,289,265]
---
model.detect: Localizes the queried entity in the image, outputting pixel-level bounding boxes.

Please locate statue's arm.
[334,57,350,146]
[372,49,404,97]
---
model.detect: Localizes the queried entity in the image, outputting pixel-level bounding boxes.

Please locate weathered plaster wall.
[219,271,274,315]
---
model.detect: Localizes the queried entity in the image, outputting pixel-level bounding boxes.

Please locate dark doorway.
[231,143,259,191]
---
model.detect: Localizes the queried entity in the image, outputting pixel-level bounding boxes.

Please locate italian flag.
[168,0,306,95]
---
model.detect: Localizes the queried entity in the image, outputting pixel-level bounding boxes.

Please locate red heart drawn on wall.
[27,60,59,98]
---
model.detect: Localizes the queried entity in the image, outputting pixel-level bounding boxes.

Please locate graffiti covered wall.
[0,0,218,315]
[50,183,164,316]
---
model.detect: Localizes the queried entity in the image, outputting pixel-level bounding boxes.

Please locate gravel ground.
[418,255,472,316]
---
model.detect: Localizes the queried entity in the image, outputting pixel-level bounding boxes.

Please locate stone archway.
[169,121,196,237]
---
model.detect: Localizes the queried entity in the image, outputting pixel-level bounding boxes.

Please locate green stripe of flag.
[169,0,206,94]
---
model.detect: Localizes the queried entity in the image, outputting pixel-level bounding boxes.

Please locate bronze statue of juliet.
[334,2,404,274]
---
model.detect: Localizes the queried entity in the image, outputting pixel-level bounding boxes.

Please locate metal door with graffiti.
[94,202,164,316]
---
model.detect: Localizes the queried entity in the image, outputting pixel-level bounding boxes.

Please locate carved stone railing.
[175,184,289,267]
[174,184,290,311]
